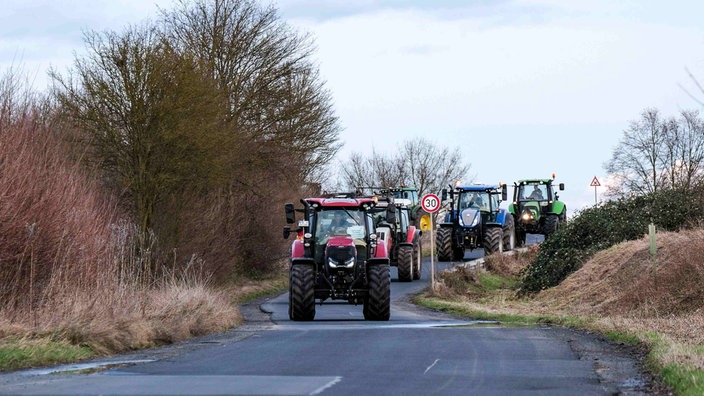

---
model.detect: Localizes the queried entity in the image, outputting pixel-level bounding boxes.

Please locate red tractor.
[283,196,392,321]
[369,196,422,282]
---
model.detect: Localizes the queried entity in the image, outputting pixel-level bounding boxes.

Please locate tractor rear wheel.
[414,207,431,231]
[483,227,503,255]
[412,240,422,280]
[397,245,413,282]
[436,227,453,261]
[364,264,390,321]
[289,264,315,321]
[502,215,516,251]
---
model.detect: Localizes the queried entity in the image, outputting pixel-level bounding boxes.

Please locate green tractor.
[376,186,431,232]
[509,175,566,246]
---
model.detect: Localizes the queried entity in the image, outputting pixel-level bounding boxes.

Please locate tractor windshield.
[458,191,494,212]
[519,183,548,202]
[315,208,366,243]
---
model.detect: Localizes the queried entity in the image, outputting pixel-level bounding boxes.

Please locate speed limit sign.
[421,193,441,213]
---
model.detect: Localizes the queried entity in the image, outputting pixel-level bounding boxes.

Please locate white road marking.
[310,376,343,395]
[424,359,440,375]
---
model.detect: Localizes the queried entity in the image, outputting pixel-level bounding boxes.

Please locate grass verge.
[0,272,288,372]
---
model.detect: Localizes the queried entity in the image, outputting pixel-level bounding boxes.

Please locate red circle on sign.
[421,193,441,213]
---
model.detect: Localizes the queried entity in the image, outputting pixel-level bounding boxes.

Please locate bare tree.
[161,0,340,191]
[664,110,704,191]
[402,137,471,195]
[605,108,667,196]
[51,25,229,241]
[341,138,471,195]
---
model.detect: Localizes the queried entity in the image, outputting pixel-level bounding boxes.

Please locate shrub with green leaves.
[519,188,704,294]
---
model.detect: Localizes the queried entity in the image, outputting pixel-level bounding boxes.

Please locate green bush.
[518,188,703,294]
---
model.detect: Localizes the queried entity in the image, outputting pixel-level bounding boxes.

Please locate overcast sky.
[3,0,704,214]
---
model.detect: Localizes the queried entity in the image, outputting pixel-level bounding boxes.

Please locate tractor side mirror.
[283,226,291,239]
[501,185,508,201]
[441,189,447,202]
[559,183,565,191]
[285,203,295,224]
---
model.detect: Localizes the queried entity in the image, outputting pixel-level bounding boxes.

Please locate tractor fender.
[367,257,390,266]
[508,203,517,215]
[375,240,389,259]
[551,200,566,216]
[291,257,315,266]
[495,210,510,227]
[291,240,306,258]
[406,226,422,244]
[484,222,502,229]
[438,222,454,229]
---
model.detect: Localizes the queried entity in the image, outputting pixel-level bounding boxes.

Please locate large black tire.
[543,214,559,236]
[414,207,430,231]
[483,226,503,255]
[516,228,526,247]
[452,246,465,261]
[397,245,413,282]
[289,265,315,321]
[436,227,453,262]
[502,215,516,251]
[412,239,422,280]
[364,264,390,321]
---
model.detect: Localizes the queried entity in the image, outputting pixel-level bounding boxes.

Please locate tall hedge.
[519,188,704,294]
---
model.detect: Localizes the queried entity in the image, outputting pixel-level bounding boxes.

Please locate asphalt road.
[0,236,654,395]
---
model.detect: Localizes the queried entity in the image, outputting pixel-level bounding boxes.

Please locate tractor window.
[520,184,547,201]
[408,190,418,205]
[400,208,409,231]
[315,209,365,244]
[459,192,490,211]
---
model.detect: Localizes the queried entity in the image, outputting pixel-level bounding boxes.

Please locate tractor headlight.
[521,210,536,221]
[328,257,355,268]
[326,245,356,268]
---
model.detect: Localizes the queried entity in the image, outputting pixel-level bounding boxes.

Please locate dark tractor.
[379,186,430,231]
[509,175,566,246]
[369,196,423,282]
[283,197,391,321]
[436,183,515,261]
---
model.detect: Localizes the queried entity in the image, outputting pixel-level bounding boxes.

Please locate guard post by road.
[421,193,441,292]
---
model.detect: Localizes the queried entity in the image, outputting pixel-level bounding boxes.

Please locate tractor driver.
[469,193,483,208]
[330,212,348,230]
[527,185,544,200]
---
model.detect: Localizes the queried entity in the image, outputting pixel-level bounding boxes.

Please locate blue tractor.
[436,183,515,261]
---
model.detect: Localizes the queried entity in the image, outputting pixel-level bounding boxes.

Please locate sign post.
[421,193,441,292]
[590,176,601,205]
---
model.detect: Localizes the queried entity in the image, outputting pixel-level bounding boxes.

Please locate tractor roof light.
[552,173,556,179]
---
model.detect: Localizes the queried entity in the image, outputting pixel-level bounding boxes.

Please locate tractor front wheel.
[397,245,413,282]
[436,227,453,262]
[516,228,527,247]
[544,214,559,236]
[364,265,390,321]
[289,265,315,321]
[483,227,503,255]
[503,215,516,251]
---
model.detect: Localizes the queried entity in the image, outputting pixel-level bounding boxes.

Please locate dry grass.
[483,246,539,278]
